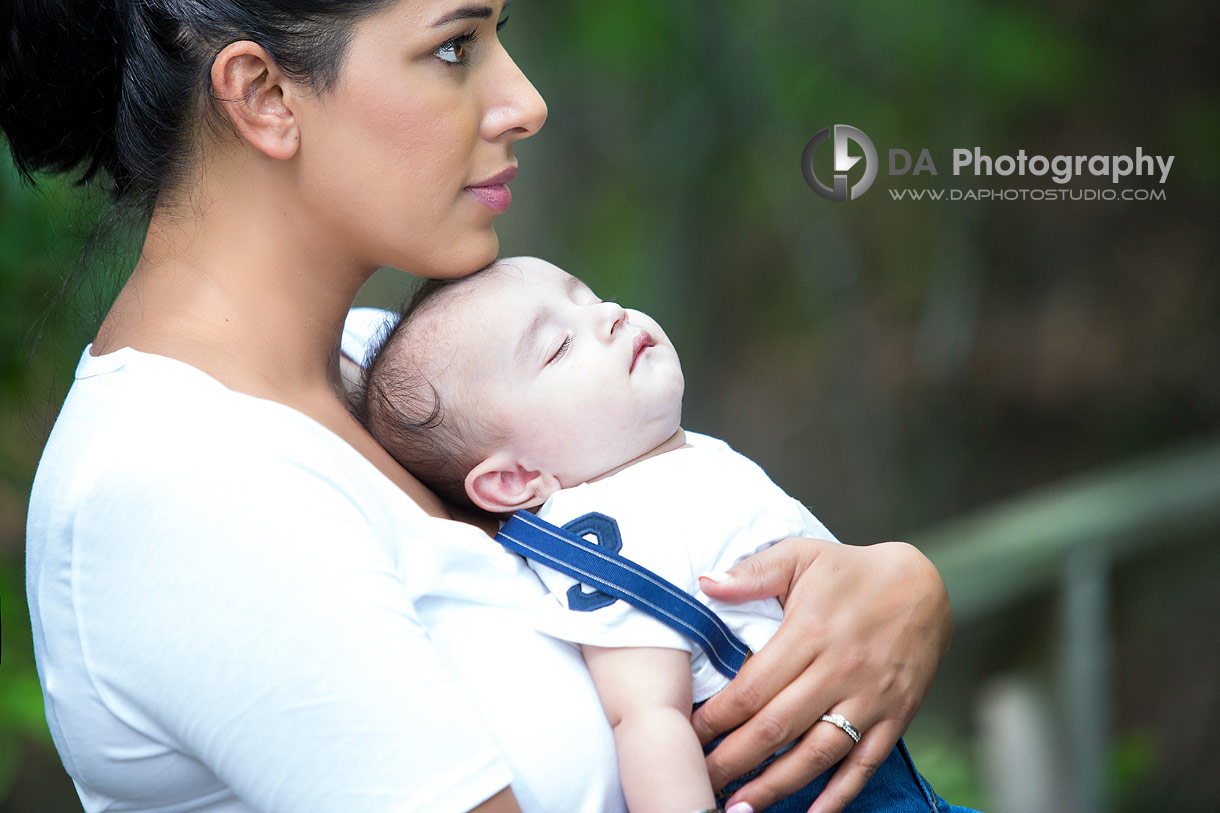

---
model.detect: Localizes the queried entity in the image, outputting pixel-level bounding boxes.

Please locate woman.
[6,1,953,811]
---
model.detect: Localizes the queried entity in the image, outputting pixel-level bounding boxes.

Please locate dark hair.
[354,272,507,510]
[0,0,393,211]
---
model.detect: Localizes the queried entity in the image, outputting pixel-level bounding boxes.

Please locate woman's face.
[294,0,546,278]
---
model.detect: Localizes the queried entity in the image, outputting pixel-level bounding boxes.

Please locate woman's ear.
[210,41,300,160]
[466,454,561,514]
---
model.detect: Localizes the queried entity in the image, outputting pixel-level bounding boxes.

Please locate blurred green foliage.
[3,0,1219,808]
[0,559,52,796]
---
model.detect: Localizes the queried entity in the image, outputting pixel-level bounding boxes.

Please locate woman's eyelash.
[548,335,572,364]
[436,29,479,66]
[435,16,508,67]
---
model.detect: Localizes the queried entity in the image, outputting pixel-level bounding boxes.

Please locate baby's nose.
[604,303,627,337]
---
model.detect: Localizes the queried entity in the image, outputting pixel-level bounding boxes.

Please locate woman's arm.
[693,537,953,813]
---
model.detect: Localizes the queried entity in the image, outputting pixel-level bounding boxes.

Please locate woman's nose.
[481,45,548,143]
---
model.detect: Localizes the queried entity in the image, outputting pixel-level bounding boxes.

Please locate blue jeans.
[707,736,980,812]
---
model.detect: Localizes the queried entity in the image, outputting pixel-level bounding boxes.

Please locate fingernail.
[726,803,754,813]
[700,571,733,585]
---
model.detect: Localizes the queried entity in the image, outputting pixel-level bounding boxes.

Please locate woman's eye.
[548,335,572,365]
[435,30,477,65]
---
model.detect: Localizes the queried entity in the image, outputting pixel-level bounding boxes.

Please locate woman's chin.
[407,229,500,280]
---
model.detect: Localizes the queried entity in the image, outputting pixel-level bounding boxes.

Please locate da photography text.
[802,124,1174,203]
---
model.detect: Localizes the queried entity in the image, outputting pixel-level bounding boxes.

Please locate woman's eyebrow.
[431,5,495,27]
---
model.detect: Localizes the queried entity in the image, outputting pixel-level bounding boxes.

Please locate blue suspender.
[495,510,751,680]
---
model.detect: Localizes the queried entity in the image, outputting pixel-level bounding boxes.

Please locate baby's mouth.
[630,330,656,372]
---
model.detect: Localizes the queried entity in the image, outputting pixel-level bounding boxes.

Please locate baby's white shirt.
[531,432,838,701]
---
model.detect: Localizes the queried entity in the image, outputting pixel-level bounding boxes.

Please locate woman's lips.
[466,185,511,213]
[630,330,655,372]
[466,167,517,213]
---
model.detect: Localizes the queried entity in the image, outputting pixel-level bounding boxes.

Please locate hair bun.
[1,1,123,188]
[4,0,394,207]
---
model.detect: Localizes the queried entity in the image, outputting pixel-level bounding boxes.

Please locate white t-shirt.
[531,433,837,701]
[26,347,624,812]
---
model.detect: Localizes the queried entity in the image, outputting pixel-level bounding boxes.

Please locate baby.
[354,257,949,813]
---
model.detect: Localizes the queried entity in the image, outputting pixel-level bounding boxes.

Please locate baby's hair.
[354,271,504,510]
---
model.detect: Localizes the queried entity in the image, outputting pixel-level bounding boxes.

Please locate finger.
[805,723,902,813]
[701,670,845,790]
[723,719,898,813]
[694,579,846,747]
[717,728,853,813]
[691,629,820,746]
[697,537,832,606]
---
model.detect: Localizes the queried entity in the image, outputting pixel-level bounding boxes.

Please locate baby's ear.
[466,454,561,514]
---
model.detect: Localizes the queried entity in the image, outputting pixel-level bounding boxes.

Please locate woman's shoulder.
[26,345,448,648]
[55,345,374,476]
[30,345,426,548]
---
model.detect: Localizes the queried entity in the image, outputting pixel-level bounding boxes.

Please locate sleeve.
[527,490,696,655]
[524,561,695,655]
[73,448,512,813]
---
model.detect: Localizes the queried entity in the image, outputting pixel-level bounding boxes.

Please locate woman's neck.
[89,142,457,522]
[94,153,371,401]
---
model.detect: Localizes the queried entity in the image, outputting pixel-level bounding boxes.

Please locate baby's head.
[358,257,684,513]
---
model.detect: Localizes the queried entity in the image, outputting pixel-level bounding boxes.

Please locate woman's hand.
[692,537,952,813]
